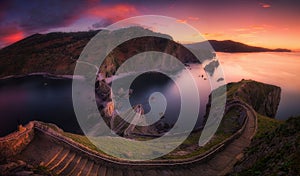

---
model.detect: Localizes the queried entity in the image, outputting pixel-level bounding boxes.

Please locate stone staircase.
[40,147,196,175]
[14,101,257,176]
[36,145,204,176]
[25,143,121,175]
[15,129,245,176]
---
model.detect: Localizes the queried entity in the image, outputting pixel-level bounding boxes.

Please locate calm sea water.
[218,52,300,120]
[0,52,299,136]
[0,76,82,136]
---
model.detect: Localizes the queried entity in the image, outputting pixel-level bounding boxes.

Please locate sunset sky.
[0,0,300,50]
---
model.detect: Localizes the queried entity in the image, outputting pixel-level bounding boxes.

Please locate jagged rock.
[95,79,111,101]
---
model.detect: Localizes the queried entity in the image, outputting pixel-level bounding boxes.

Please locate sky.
[0,0,300,50]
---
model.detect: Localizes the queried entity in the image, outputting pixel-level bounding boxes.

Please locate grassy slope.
[44,103,242,160]
[231,116,300,176]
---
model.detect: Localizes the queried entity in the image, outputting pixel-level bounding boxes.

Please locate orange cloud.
[86,4,138,21]
[233,25,270,34]
[237,33,256,38]
[176,17,199,24]
[251,25,265,30]
[3,31,24,44]
[203,33,224,38]
[176,19,187,23]
[260,3,271,8]
[234,28,248,32]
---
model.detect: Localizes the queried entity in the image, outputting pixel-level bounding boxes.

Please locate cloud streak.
[0,0,139,48]
[260,3,271,8]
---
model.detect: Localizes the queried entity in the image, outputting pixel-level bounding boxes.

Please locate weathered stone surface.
[0,122,34,160]
[236,80,281,118]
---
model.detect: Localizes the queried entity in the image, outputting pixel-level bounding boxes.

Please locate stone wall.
[0,122,34,161]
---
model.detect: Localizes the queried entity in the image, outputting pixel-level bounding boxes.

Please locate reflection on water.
[218,52,300,120]
[128,69,210,129]
[0,52,299,136]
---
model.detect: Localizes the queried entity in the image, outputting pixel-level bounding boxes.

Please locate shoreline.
[0,72,85,81]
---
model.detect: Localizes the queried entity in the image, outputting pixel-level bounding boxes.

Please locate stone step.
[106,167,114,176]
[125,169,135,176]
[182,169,196,176]
[89,162,99,176]
[207,154,234,172]
[47,148,70,170]
[144,169,158,176]
[134,170,143,176]
[69,157,87,176]
[80,160,94,176]
[60,154,81,175]
[170,169,184,176]
[54,152,76,175]
[189,165,219,176]
[43,147,64,167]
[165,169,183,176]
[113,168,123,176]
[97,166,107,176]
[158,169,175,176]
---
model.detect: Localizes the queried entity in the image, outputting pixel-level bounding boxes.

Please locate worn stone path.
[16,100,256,176]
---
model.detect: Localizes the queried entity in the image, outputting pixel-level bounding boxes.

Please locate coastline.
[0,72,85,81]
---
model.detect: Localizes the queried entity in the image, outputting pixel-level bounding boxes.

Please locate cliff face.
[259,87,281,118]
[229,80,281,118]
[0,27,204,79]
[204,80,281,124]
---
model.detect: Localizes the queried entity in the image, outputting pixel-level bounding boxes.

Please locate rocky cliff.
[228,80,281,118]
[204,80,281,128]
[0,27,205,78]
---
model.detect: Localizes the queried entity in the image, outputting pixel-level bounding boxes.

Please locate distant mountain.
[207,40,291,53]
[0,29,291,78]
[186,40,291,53]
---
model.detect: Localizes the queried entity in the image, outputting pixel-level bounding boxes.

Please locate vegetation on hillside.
[230,116,300,176]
